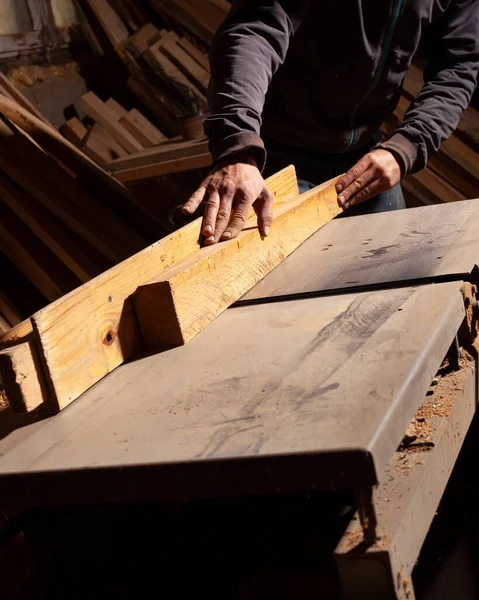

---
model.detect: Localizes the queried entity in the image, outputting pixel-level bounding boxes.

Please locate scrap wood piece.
[0,313,10,334]
[0,71,52,127]
[0,173,102,282]
[178,37,210,71]
[79,91,144,153]
[125,22,162,56]
[119,108,168,147]
[133,176,342,349]
[161,39,210,92]
[127,75,181,138]
[81,122,129,165]
[0,166,297,413]
[105,97,128,120]
[86,0,129,47]
[59,117,88,148]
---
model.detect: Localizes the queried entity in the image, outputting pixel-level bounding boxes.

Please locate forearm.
[381,0,479,174]
[205,0,309,170]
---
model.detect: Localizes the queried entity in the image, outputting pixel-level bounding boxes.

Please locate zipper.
[346,0,405,148]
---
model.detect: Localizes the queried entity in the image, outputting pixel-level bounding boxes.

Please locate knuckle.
[230,210,246,224]
[355,179,364,190]
[206,196,219,209]
[221,179,236,195]
[217,208,230,220]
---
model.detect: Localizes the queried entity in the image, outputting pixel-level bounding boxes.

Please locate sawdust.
[8,62,79,87]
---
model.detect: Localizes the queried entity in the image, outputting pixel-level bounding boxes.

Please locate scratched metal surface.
[0,282,464,503]
[242,199,479,303]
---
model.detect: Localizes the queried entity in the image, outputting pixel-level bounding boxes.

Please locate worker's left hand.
[335,149,401,210]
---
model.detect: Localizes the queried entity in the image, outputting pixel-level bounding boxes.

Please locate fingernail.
[205,236,215,244]
[182,206,191,214]
[336,184,343,192]
[222,231,232,239]
[204,225,213,235]
[338,195,345,205]
[264,226,270,237]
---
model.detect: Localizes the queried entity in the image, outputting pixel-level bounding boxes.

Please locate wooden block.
[161,39,210,92]
[113,152,212,182]
[60,117,88,148]
[105,98,128,120]
[0,291,22,326]
[178,37,210,71]
[86,0,129,47]
[0,174,101,282]
[82,123,129,165]
[0,341,49,413]
[119,109,168,147]
[19,166,298,411]
[79,91,144,153]
[0,313,10,334]
[133,176,341,349]
[126,23,162,56]
[127,75,181,138]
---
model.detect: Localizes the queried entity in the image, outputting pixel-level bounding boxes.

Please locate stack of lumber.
[384,64,479,206]
[75,0,225,141]
[0,83,172,329]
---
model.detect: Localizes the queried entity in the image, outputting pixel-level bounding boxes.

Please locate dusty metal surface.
[242,199,479,304]
[335,360,477,600]
[0,282,465,505]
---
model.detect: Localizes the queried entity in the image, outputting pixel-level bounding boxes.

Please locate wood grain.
[133,176,341,348]
[86,0,129,46]
[81,123,129,165]
[161,39,210,92]
[119,109,167,147]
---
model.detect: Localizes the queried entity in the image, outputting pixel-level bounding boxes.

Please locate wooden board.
[0,72,52,127]
[113,152,212,182]
[0,166,299,412]
[242,198,479,303]
[79,91,144,153]
[133,176,342,348]
[81,123,129,165]
[178,37,210,71]
[125,23,162,56]
[105,98,128,120]
[0,282,464,503]
[403,167,466,205]
[59,117,88,148]
[0,291,22,327]
[161,39,210,92]
[86,0,129,47]
[119,109,167,147]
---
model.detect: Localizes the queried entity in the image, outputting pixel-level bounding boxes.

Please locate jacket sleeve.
[381,0,479,175]
[204,0,310,170]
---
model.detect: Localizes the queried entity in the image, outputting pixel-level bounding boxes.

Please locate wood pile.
[383,64,479,207]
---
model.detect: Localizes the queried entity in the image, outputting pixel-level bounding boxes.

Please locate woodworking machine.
[1,199,479,599]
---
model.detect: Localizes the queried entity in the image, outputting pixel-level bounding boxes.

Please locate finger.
[182,184,207,215]
[206,182,236,245]
[222,190,254,240]
[253,186,274,237]
[336,156,372,197]
[201,186,220,237]
[342,177,383,210]
[337,166,376,207]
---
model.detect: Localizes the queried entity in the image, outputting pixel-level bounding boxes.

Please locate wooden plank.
[402,168,466,206]
[177,37,210,71]
[0,72,52,127]
[81,123,129,165]
[107,139,209,172]
[0,291,22,327]
[161,39,210,92]
[113,152,212,182]
[431,134,479,199]
[86,0,129,47]
[133,176,341,348]
[125,23,162,56]
[119,109,168,147]
[149,0,214,45]
[0,174,101,282]
[15,166,298,411]
[105,98,128,120]
[0,341,49,413]
[145,41,207,105]
[0,198,81,302]
[0,320,34,347]
[127,75,180,138]
[59,117,88,148]
[0,314,10,334]
[79,91,144,153]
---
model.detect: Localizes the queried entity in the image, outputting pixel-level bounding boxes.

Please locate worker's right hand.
[182,158,273,245]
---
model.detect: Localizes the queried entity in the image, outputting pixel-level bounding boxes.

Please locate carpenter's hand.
[182,159,273,245]
[336,149,401,210]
